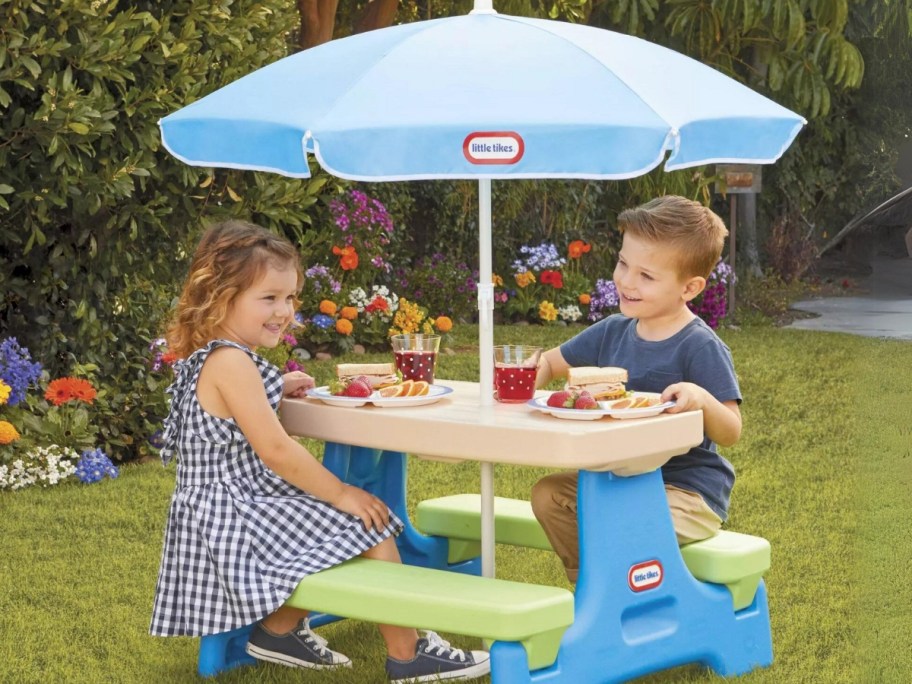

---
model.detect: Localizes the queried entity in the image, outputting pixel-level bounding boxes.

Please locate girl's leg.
[362,537,491,683]
[361,537,420,660]
[260,606,310,634]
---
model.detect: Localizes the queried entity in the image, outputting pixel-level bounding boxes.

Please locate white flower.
[558,304,583,322]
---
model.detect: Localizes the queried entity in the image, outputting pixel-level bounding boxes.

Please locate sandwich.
[565,366,628,401]
[336,362,399,389]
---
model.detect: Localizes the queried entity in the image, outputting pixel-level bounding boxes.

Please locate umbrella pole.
[478,178,495,578]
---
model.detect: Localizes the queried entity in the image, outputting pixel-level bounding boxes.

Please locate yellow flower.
[435,315,453,333]
[0,380,10,406]
[515,271,536,288]
[539,300,557,322]
[0,420,20,445]
[319,299,338,316]
[392,298,426,334]
[492,274,504,287]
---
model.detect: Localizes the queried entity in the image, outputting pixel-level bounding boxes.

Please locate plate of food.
[526,391,610,421]
[599,392,676,419]
[305,375,453,408]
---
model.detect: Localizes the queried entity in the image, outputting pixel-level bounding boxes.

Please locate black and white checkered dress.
[150,339,402,637]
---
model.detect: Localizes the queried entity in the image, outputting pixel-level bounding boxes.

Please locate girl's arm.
[198,347,389,530]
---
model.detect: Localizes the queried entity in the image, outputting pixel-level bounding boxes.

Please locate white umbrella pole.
[478,178,495,578]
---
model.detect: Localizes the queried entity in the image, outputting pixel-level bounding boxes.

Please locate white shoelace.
[296,617,330,655]
[421,631,467,661]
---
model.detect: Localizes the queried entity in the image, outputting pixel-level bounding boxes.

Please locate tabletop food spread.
[305,384,453,408]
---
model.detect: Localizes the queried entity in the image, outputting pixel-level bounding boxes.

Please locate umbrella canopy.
[161,12,803,181]
[160,5,805,578]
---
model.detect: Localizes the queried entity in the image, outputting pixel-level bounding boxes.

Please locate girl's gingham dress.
[150,339,403,637]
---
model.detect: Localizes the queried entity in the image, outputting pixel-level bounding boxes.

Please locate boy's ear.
[681,276,706,303]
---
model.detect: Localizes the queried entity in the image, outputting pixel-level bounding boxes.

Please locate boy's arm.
[535,347,571,388]
[661,382,742,447]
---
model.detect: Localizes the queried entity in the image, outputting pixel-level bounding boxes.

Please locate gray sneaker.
[245,617,352,670]
[386,631,490,683]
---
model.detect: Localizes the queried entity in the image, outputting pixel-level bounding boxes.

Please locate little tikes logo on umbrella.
[628,559,664,592]
[463,131,524,165]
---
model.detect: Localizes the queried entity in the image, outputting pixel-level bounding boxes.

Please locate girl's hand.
[283,371,315,398]
[334,485,391,531]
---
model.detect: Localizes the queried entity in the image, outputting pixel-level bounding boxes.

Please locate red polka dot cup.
[391,334,440,384]
[493,345,542,403]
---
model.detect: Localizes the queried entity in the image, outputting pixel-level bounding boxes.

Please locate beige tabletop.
[281,380,703,476]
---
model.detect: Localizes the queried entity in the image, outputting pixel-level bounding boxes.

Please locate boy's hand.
[660,382,708,413]
[283,371,315,398]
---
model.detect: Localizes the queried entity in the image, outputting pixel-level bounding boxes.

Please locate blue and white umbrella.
[160,0,805,576]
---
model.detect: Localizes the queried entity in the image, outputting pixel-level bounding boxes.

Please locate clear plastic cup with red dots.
[493,345,542,402]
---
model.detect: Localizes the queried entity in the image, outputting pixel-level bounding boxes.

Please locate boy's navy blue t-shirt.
[560,314,741,520]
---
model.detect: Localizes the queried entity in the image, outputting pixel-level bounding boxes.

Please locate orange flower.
[335,318,353,335]
[0,421,20,445]
[45,377,97,406]
[160,352,179,366]
[578,293,591,305]
[319,299,338,316]
[340,306,358,320]
[332,245,359,271]
[492,274,503,287]
[568,240,591,259]
[435,316,453,333]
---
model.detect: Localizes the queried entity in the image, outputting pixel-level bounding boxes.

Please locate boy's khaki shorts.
[530,471,723,583]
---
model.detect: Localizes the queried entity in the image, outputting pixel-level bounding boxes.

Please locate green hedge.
[0,0,340,460]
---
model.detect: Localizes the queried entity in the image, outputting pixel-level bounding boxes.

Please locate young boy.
[532,195,742,583]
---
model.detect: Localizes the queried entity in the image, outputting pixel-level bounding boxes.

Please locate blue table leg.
[519,469,772,684]
[321,442,449,568]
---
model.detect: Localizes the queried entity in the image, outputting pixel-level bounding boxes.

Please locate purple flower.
[587,279,619,322]
[0,337,43,406]
[511,243,566,273]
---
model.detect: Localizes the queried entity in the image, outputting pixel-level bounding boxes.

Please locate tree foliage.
[0,0,341,460]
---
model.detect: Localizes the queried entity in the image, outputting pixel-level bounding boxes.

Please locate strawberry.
[342,377,373,398]
[547,390,572,408]
[574,390,598,410]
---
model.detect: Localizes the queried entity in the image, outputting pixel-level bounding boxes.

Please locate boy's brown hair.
[167,220,303,358]
[617,195,728,280]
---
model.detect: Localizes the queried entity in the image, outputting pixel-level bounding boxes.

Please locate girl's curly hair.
[167,220,303,358]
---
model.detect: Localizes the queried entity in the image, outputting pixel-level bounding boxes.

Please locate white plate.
[526,396,610,421]
[599,392,676,419]
[305,384,453,408]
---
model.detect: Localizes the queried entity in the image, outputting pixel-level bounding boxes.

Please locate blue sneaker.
[245,617,352,670]
[386,631,490,683]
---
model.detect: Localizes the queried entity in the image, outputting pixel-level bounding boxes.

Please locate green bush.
[0,0,340,460]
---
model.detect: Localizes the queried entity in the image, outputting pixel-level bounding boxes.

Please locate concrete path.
[787,257,912,340]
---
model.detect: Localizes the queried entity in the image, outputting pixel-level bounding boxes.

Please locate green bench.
[416,493,770,611]
[198,557,574,676]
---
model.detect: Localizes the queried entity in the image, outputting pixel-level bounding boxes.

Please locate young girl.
[150,220,489,683]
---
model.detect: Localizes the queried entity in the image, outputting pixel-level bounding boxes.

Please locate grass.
[1,323,910,684]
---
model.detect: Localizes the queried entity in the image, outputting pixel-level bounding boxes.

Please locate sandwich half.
[336,362,399,389]
[566,366,628,401]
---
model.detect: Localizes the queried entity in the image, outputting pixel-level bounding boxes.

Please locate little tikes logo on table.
[628,559,664,592]
[463,131,524,165]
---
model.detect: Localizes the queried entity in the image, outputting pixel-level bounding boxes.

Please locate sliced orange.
[611,398,633,409]
[378,384,402,398]
[408,380,430,396]
[396,380,414,397]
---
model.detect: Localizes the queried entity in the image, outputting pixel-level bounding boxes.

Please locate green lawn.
[1,324,909,684]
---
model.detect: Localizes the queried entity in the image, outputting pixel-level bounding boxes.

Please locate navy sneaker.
[386,631,490,683]
[245,617,352,670]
